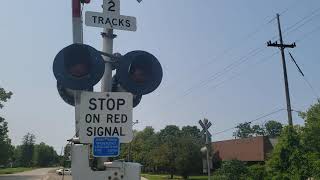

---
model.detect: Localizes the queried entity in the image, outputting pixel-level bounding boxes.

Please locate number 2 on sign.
[108,0,115,12]
[105,0,120,13]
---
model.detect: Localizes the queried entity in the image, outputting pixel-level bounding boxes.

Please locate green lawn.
[0,167,34,175]
[141,174,214,180]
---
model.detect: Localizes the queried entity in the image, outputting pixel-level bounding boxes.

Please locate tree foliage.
[299,100,320,179]
[233,120,282,139]
[0,87,12,109]
[0,87,13,166]
[122,125,203,179]
[265,120,283,138]
[266,126,309,179]
[33,142,59,167]
[216,160,248,180]
[233,122,252,138]
[20,133,36,167]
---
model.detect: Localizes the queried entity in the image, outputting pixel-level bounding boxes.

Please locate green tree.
[175,133,202,179]
[33,142,59,167]
[159,125,181,179]
[247,164,267,180]
[12,145,22,167]
[300,100,320,178]
[265,120,282,138]
[216,160,248,180]
[234,121,283,139]
[252,124,265,136]
[0,87,13,166]
[233,122,253,138]
[266,126,309,179]
[20,133,36,167]
[129,127,160,172]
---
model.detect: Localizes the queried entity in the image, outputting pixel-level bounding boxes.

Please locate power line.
[296,25,320,43]
[167,8,320,103]
[162,50,278,111]
[205,51,279,92]
[288,51,320,99]
[181,47,266,97]
[285,8,320,34]
[160,10,289,92]
[213,108,286,136]
[270,7,320,41]
[161,6,320,112]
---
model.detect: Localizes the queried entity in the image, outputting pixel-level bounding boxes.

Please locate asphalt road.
[0,168,147,180]
[0,168,63,180]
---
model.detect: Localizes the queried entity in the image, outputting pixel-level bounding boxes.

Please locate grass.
[141,174,214,180]
[0,167,34,175]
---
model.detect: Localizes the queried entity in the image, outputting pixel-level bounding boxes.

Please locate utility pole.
[267,13,296,126]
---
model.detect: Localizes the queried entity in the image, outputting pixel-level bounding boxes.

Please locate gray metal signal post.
[199,118,212,180]
[71,0,140,179]
[53,0,162,179]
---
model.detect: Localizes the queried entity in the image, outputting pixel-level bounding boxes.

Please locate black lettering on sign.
[85,114,92,123]
[105,18,112,26]
[112,127,119,136]
[108,0,116,12]
[125,20,131,27]
[92,16,98,23]
[112,18,118,26]
[93,114,100,123]
[97,127,104,136]
[98,98,105,110]
[118,19,124,26]
[120,127,125,136]
[114,114,120,123]
[106,114,113,123]
[106,99,115,110]
[88,127,126,137]
[105,127,112,136]
[117,99,125,110]
[87,127,93,136]
[89,98,97,110]
[121,114,127,123]
[85,114,100,123]
[98,17,104,24]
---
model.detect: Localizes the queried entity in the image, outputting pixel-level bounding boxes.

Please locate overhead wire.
[159,4,320,120]
[177,5,320,101]
[160,10,284,92]
[206,51,279,92]
[180,47,266,98]
[270,7,320,41]
[288,51,320,99]
[212,108,286,136]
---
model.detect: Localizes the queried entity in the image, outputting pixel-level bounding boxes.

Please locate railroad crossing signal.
[199,118,212,138]
[199,118,212,180]
[53,45,163,107]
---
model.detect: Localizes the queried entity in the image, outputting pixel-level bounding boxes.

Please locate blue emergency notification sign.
[93,137,120,157]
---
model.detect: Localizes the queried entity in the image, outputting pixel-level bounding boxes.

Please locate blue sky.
[0,0,319,152]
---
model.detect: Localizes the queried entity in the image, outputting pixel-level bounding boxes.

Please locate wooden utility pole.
[267,13,296,126]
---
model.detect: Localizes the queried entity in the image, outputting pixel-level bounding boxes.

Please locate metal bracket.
[101,32,117,39]
[99,52,122,70]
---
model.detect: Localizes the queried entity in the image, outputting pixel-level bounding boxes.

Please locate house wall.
[212,136,266,161]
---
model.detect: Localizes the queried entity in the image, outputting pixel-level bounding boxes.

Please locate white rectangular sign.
[77,92,133,143]
[85,11,137,31]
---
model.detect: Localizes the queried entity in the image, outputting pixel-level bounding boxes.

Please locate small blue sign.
[93,137,120,157]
